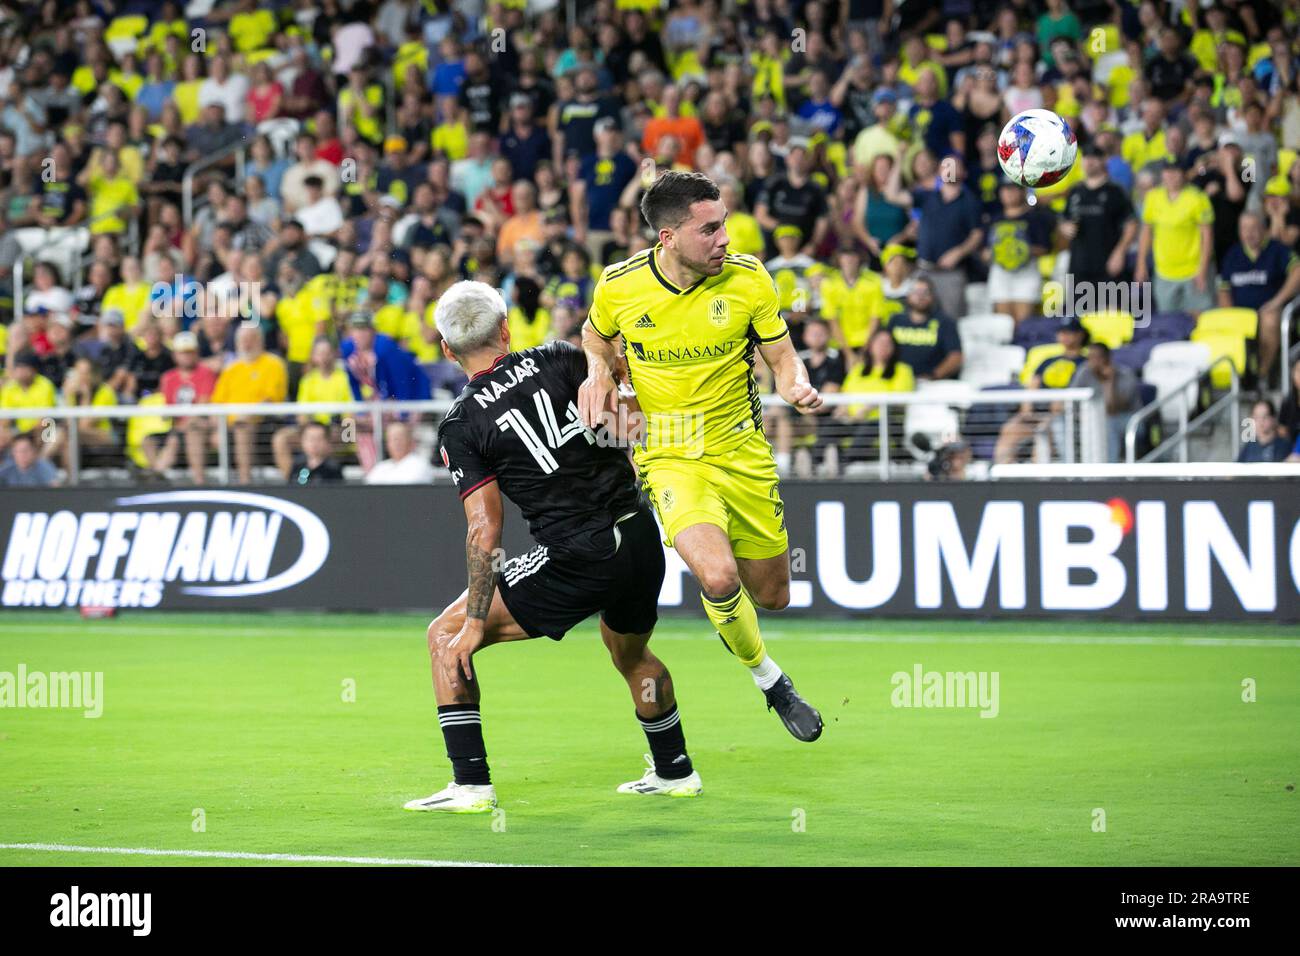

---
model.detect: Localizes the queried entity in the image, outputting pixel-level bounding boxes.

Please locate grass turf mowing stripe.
[0,843,517,867]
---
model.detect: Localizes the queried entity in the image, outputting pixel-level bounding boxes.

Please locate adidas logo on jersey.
[633,313,655,328]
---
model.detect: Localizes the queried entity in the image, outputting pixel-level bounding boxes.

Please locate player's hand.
[1058,220,1078,241]
[1106,250,1125,277]
[786,380,823,415]
[579,368,616,429]
[444,621,486,687]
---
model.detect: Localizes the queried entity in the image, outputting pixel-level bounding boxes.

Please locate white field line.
[0,842,517,867]
[0,623,1295,649]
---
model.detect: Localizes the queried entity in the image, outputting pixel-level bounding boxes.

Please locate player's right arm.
[579,272,621,428]
[439,421,502,683]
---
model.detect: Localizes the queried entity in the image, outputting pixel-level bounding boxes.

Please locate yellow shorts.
[638,432,788,560]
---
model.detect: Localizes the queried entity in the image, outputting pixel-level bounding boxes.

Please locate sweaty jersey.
[587,244,790,461]
[437,341,641,560]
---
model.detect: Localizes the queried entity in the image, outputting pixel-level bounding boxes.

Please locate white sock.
[749,655,783,691]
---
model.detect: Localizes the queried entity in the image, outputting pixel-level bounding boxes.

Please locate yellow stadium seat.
[105,14,148,42]
[1020,342,1065,385]
[1195,307,1258,340]
[1190,329,1246,388]
[125,393,172,469]
[1080,311,1135,348]
[1279,148,1297,177]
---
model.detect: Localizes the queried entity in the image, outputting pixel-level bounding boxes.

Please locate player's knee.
[426,613,456,659]
[699,568,742,602]
[753,583,790,611]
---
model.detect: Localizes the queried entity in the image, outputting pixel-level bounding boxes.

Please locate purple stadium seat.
[1012,315,1060,349]
[1133,312,1195,343]
[1112,340,1156,374]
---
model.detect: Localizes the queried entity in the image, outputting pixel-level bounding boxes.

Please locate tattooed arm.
[444,482,505,687]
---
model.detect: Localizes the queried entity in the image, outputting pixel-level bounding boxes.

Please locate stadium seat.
[904,402,962,455]
[257,118,303,158]
[960,344,1025,387]
[1144,341,1212,424]
[958,313,1015,351]
[1194,307,1258,340]
[964,282,990,316]
[1012,315,1060,348]
[1080,310,1135,348]
[1189,329,1246,388]
[1111,340,1156,373]
[1019,342,1065,385]
[1133,311,1195,343]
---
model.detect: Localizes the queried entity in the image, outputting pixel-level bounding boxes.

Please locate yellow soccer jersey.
[588,246,789,460]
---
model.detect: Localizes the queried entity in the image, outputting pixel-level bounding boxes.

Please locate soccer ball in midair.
[997,109,1078,188]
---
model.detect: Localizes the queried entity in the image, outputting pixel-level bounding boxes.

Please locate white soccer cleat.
[616,755,703,797]
[403,782,498,813]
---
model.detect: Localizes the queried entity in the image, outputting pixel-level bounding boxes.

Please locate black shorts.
[496,506,665,640]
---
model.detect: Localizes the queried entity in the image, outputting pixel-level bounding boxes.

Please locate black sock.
[637,704,693,780]
[438,704,491,786]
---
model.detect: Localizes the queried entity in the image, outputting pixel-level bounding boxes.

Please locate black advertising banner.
[1,481,1297,621]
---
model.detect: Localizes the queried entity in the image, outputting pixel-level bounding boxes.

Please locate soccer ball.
[997,109,1077,188]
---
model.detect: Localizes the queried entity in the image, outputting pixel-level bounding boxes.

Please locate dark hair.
[300,420,329,439]
[639,170,721,232]
[862,327,900,379]
[1089,341,1111,357]
[1253,397,1277,416]
[10,432,36,449]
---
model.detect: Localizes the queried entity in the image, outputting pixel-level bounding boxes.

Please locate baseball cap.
[101,308,125,326]
[347,311,373,329]
[872,88,898,106]
[774,224,803,241]
[1217,130,1242,148]
[594,116,619,134]
[1059,316,1088,336]
[881,243,917,265]
[383,135,408,153]
[172,331,199,352]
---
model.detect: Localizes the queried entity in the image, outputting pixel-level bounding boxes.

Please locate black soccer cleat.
[764,674,823,742]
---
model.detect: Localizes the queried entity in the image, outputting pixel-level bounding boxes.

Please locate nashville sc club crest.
[709,295,729,328]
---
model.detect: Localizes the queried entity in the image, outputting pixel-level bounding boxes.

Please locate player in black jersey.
[404,281,701,813]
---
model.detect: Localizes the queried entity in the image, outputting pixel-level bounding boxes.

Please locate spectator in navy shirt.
[571,118,637,264]
[903,154,984,320]
[500,94,552,182]
[884,276,963,380]
[909,69,965,160]
[1237,399,1293,463]
[1218,211,1300,384]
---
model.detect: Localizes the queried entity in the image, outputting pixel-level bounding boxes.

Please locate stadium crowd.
[2,0,1300,487]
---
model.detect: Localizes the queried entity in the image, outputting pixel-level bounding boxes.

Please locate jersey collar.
[470,352,508,380]
[650,243,707,295]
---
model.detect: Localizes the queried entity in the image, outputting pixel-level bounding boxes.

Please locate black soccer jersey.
[437,341,642,560]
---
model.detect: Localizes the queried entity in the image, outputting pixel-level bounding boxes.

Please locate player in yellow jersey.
[580,171,824,742]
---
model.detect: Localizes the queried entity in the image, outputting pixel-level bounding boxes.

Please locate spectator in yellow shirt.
[272,337,354,476]
[212,325,288,484]
[1135,157,1216,314]
[49,356,120,470]
[87,150,139,235]
[0,352,58,456]
[819,246,887,359]
[837,328,916,464]
[101,256,153,332]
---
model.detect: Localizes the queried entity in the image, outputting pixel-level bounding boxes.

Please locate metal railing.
[181,140,249,228]
[1283,297,1300,404]
[1124,355,1240,464]
[0,388,1105,486]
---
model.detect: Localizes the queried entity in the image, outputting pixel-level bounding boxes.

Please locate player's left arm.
[749,259,822,414]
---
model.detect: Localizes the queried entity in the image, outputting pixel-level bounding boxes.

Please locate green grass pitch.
[0,612,1296,866]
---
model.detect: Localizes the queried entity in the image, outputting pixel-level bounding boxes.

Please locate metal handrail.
[1282,297,1300,404]
[1124,355,1240,464]
[181,139,249,227]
